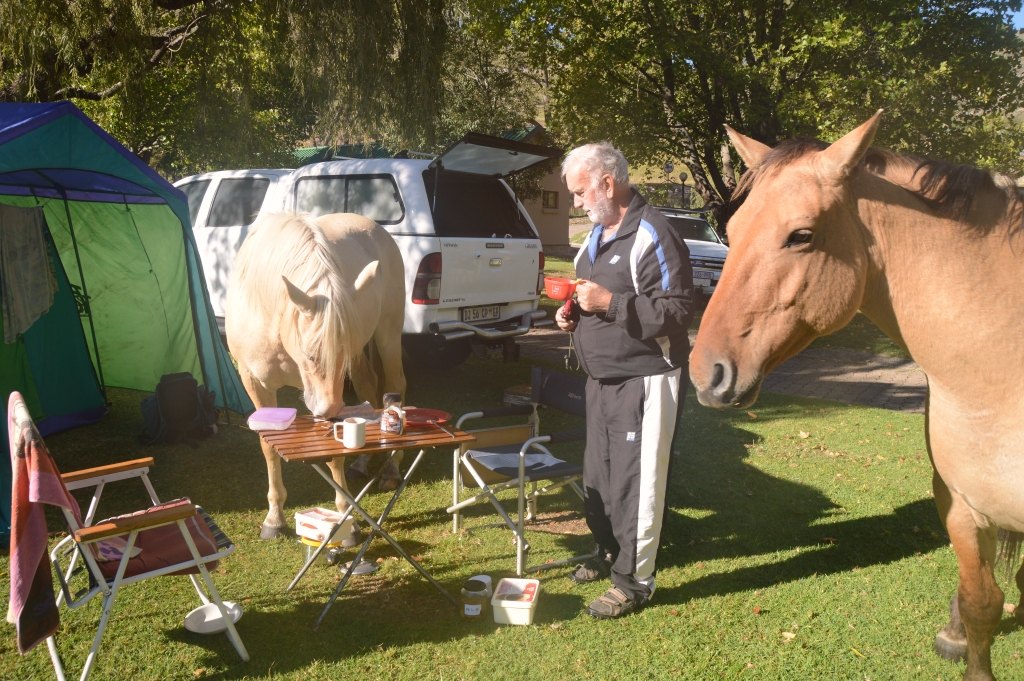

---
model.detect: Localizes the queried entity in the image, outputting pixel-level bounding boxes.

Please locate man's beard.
[588,195,617,226]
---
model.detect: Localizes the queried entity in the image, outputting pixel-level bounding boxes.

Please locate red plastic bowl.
[544,276,577,301]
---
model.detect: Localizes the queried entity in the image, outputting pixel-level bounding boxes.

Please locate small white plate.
[343,558,379,575]
[184,601,243,634]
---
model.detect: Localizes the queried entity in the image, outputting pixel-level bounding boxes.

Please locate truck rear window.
[423,169,536,239]
[293,174,404,224]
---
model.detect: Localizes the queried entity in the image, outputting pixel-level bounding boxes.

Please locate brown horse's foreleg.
[935,594,967,662]
[944,490,1003,681]
[933,471,968,661]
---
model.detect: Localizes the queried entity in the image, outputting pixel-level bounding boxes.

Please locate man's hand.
[575,279,612,313]
[555,300,578,331]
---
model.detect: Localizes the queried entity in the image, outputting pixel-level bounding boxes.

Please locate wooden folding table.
[256,414,475,628]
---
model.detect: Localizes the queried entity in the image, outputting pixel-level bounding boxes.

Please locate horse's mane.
[238,213,361,381]
[862,148,1002,220]
[730,137,1016,229]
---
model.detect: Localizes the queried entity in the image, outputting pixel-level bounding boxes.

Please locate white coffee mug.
[333,417,367,449]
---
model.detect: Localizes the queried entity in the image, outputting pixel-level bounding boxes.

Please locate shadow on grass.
[654,390,947,608]
[660,497,941,604]
[164,574,589,679]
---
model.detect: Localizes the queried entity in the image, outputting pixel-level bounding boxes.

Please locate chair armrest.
[74,499,196,543]
[62,457,155,488]
[545,427,587,445]
[520,435,553,454]
[456,404,533,428]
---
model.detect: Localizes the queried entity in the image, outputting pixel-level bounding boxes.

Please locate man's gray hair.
[562,142,629,187]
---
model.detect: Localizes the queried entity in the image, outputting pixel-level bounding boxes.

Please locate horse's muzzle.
[690,357,762,409]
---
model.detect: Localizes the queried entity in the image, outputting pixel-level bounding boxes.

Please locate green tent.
[0,101,254,536]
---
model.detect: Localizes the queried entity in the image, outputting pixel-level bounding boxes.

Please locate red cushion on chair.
[96,499,220,580]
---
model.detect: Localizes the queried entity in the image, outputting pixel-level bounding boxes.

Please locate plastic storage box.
[491,577,540,625]
[247,407,297,431]
[294,507,354,547]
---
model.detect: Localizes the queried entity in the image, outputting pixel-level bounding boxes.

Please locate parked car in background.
[177,168,292,320]
[656,206,729,304]
[176,132,560,368]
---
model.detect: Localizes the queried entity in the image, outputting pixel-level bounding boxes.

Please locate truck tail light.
[411,252,442,304]
[536,251,545,294]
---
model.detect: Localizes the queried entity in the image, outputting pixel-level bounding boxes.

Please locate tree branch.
[55,81,125,101]
[153,0,206,11]
[56,12,206,101]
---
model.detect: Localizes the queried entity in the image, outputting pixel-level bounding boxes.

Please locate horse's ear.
[819,109,884,181]
[283,276,317,316]
[353,260,380,292]
[725,125,772,168]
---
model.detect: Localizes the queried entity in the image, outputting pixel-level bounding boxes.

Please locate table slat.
[256,416,474,463]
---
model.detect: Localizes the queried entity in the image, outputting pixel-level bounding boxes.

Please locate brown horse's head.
[690,112,884,408]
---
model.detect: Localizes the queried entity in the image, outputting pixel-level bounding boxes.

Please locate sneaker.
[586,586,647,619]
[569,555,611,584]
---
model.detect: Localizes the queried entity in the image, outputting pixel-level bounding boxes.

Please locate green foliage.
[4,0,1024,194]
[475,0,1024,220]
[0,0,548,177]
[78,4,311,177]
[0,1,459,176]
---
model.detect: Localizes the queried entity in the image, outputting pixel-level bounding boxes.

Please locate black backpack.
[140,372,218,445]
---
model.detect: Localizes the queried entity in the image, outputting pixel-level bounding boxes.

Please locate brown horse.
[690,111,1024,681]
[226,212,406,540]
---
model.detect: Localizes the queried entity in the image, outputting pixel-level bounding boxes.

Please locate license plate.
[693,270,713,281]
[461,305,501,323]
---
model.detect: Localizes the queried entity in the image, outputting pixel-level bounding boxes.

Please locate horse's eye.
[785,229,814,248]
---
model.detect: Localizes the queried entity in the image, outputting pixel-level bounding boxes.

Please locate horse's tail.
[997,529,1024,580]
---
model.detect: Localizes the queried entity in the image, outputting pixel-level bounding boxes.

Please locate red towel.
[6,391,80,654]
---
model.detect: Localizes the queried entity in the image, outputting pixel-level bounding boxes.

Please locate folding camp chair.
[6,391,249,681]
[448,367,598,575]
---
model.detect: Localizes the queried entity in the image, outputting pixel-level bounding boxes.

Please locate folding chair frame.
[448,367,597,576]
[44,459,249,681]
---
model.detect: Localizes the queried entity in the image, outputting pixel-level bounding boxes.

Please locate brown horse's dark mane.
[730,137,1008,225]
[863,148,999,220]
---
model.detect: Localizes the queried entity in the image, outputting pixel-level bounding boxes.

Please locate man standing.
[556,142,694,618]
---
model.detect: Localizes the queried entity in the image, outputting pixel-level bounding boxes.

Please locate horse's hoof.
[346,467,370,489]
[934,628,968,662]
[341,528,363,549]
[259,524,289,540]
[379,477,400,492]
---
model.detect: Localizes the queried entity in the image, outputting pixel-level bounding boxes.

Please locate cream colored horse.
[226,212,406,540]
[690,111,1024,681]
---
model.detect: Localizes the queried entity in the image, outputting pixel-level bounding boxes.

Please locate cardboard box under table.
[254,414,475,628]
[295,507,355,548]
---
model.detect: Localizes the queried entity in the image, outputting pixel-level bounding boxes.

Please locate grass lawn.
[5,343,1023,680]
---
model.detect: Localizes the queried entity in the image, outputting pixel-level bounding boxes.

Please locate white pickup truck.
[175,133,559,367]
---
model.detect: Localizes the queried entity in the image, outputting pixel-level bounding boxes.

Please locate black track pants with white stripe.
[582,368,682,602]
